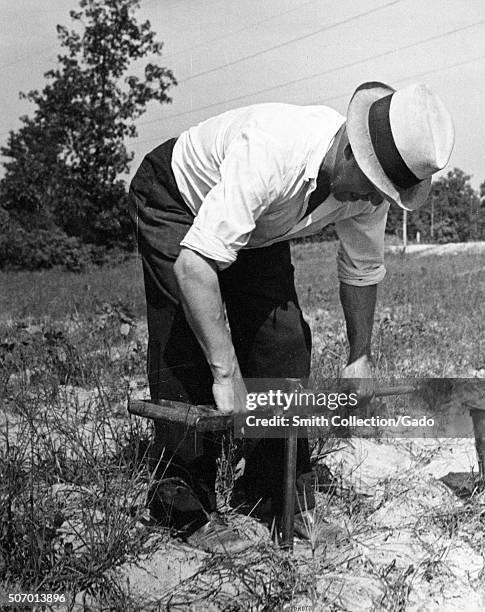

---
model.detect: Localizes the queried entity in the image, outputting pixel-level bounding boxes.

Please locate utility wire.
[3,53,481,143]
[130,52,485,147]
[0,0,315,74]
[162,0,323,60]
[311,53,485,106]
[179,0,403,83]
[137,18,485,128]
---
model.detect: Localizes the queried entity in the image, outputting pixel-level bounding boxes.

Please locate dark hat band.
[368,94,421,190]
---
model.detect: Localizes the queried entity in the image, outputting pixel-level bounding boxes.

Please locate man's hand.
[340,354,375,400]
[212,376,248,414]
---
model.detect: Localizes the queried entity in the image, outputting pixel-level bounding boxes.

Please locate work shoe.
[293,510,347,548]
[149,476,210,534]
[187,512,265,554]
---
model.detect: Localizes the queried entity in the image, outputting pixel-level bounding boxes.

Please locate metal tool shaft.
[280,426,298,551]
[469,407,485,481]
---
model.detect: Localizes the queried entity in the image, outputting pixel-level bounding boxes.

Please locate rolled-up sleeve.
[180,129,279,269]
[335,201,390,286]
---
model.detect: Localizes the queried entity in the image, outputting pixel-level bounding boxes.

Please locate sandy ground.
[385,240,485,256]
[7,382,481,610]
[107,434,485,611]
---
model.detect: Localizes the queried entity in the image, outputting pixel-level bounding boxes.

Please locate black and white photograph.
[1,0,485,609]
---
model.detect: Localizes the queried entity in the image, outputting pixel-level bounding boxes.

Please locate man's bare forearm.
[339,282,377,364]
[173,247,238,382]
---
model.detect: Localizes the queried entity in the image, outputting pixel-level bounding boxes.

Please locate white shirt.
[171,103,389,286]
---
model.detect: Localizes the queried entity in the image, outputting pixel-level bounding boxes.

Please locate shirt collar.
[303,117,345,182]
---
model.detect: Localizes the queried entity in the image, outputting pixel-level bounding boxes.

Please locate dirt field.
[1,241,484,610]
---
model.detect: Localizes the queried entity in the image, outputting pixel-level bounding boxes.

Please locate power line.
[130,51,485,148]
[312,52,485,106]
[0,0,317,74]
[136,18,485,129]
[162,0,323,61]
[179,0,403,83]
[0,0,305,75]
[2,51,481,146]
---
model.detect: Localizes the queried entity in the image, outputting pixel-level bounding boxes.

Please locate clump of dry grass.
[0,392,159,605]
[0,299,159,608]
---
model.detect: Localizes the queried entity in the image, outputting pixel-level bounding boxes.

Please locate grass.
[3,241,483,377]
[1,240,484,609]
[294,241,485,378]
[0,255,146,322]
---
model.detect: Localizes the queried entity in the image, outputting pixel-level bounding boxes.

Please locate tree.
[386,168,483,243]
[1,0,176,257]
[479,178,485,237]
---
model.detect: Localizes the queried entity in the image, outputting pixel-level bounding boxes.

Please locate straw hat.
[346,81,455,210]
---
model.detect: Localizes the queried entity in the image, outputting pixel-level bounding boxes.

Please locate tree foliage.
[386,168,484,243]
[1,0,175,267]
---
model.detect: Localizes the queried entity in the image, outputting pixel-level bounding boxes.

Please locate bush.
[0,224,114,272]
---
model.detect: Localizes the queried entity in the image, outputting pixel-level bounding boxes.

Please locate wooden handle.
[128,385,417,428]
[128,399,231,431]
[374,384,416,397]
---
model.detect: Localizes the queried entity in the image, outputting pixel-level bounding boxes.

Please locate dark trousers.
[128,139,315,522]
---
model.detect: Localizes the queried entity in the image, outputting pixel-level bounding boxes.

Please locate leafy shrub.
[432,219,461,243]
[0,224,127,271]
[0,323,91,392]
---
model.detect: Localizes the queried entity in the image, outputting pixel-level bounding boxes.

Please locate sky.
[1,0,484,187]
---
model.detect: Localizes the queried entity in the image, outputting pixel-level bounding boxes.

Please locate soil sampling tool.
[129,383,419,552]
[129,382,485,551]
[467,404,485,481]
